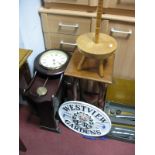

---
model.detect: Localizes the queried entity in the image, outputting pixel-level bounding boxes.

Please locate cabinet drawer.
[43,0,89,5]
[41,14,91,35]
[104,0,135,10]
[44,33,78,52]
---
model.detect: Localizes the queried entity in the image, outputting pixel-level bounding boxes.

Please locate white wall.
[19,0,45,76]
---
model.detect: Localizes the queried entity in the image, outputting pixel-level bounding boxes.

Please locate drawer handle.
[110,28,132,35]
[58,22,79,29]
[60,40,77,47]
[60,41,77,51]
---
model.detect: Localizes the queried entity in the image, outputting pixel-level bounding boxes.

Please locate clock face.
[39,50,68,70]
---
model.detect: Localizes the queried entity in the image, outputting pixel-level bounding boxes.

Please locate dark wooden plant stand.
[64,49,115,109]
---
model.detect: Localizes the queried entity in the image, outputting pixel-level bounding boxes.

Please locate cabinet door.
[41,13,91,35]
[104,20,135,79]
[44,33,78,52]
[104,0,135,10]
[92,19,135,79]
[44,0,89,5]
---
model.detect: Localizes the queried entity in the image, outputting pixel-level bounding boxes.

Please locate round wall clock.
[34,49,69,76]
[39,50,68,70]
[59,101,112,137]
[24,49,70,132]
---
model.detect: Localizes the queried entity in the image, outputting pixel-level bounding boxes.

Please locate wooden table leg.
[97,83,108,109]
[73,78,79,100]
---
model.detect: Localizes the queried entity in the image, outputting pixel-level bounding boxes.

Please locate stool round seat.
[76,32,117,60]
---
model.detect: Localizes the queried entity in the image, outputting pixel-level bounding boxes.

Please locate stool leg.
[99,60,104,77]
[77,55,86,70]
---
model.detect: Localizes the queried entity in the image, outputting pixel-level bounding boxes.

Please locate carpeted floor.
[19,105,135,155]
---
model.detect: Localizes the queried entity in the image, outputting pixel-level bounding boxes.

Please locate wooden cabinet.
[40,12,91,52]
[39,4,135,108]
[94,19,135,79]
[39,7,135,79]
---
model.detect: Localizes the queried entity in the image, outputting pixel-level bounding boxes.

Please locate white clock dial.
[39,50,68,70]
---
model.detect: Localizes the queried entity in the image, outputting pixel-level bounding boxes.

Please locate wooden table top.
[19,48,32,69]
[64,49,115,84]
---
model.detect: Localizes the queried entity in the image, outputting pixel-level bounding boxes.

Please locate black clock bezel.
[34,49,70,76]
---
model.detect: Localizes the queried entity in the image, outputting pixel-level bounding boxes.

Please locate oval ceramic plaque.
[58,101,112,137]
